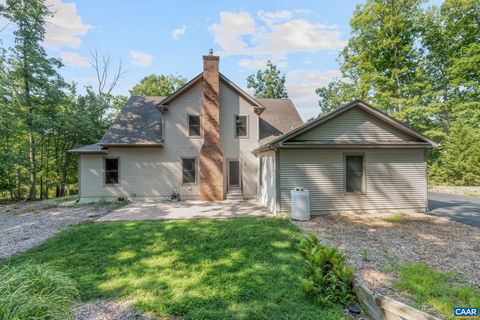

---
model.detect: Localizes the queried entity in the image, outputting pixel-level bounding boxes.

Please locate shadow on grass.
[2,217,346,320]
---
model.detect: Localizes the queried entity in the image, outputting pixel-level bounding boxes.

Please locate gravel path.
[0,201,116,260]
[293,212,480,302]
[75,300,155,320]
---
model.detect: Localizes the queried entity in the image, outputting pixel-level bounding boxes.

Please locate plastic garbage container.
[291,187,310,220]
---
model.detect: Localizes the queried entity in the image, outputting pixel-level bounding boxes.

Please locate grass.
[394,263,480,319]
[0,263,79,319]
[1,217,347,320]
[383,215,410,223]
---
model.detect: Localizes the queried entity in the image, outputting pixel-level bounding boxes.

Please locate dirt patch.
[0,200,126,259]
[293,212,480,302]
[75,299,156,320]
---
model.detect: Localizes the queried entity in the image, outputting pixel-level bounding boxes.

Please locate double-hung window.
[182,158,196,184]
[188,115,201,137]
[235,115,248,137]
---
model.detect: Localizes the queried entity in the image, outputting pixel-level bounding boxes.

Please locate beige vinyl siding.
[79,82,204,201]
[220,82,259,198]
[279,149,427,213]
[257,153,276,212]
[79,80,261,202]
[294,108,415,142]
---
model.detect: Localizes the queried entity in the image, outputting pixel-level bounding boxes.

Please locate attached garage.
[255,100,437,214]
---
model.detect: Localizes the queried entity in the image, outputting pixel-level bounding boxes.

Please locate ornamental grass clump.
[299,232,354,306]
[0,263,79,320]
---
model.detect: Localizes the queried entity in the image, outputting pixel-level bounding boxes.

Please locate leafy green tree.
[315,79,357,113]
[2,0,65,200]
[339,0,426,118]
[422,0,480,135]
[246,61,288,98]
[130,74,186,96]
[430,120,480,186]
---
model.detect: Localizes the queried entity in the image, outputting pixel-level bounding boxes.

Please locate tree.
[1,0,65,200]
[315,79,357,113]
[430,120,480,186]
[246,61,288,98]
[421,0,480,135]
[130,74,186,96]
[340,0,426,117]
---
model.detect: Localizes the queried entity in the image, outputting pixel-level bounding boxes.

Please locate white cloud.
[44,0,92,49]
[238,58,288,69]
[172,25,186,40]
[60,51,89,68]
[255,20,345,59]
[129,50,154,68]
[286,69,341,119]
[238,58,268,69]
[258,10,292,27]
[210,11,255,56]
[210,10,346,59]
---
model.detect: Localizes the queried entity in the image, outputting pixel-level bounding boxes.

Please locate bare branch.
[87,49,125,96]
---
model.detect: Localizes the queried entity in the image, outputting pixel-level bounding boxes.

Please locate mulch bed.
[293,212,480,302]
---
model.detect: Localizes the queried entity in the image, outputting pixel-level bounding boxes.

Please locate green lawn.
[394,263,480,320]
[2,217,347,320]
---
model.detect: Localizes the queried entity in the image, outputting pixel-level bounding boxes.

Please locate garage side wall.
[279,149,427,214]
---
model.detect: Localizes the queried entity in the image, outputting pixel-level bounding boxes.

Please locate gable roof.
[159,72,264,113]
[99,96,165,146]
[257,98,304,145]
[254,100,439,153]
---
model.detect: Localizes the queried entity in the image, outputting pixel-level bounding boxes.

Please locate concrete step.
[227,189,244,201]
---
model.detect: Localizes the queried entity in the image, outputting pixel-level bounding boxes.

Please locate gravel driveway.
[294,211,480,303]
[0,201,115,260]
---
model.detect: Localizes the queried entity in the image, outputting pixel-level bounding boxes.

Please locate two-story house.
[70,52,437,214]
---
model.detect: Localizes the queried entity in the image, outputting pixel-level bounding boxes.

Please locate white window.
[188,115,201,137]
[182,158,196,184]
[235,115,248,137]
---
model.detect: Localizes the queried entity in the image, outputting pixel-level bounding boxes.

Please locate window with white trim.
[188,115,201,137]
[235,115,248,137]
[182,158,196,184]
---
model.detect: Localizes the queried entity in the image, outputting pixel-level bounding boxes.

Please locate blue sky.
[0,0,442,120]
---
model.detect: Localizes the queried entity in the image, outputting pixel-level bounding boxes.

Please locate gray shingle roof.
[100,96,165,146]
[68,143,107,154]
[257,98,304,145]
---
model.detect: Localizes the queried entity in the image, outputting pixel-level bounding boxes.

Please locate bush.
[0,263,79,320]
[299,232,354,306]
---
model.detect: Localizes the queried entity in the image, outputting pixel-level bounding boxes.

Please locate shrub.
[299,232,354,306]
[0,263,79,320]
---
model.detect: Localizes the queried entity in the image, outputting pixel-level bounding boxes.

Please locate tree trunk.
[28,129,36,200]
[15,167,21,199]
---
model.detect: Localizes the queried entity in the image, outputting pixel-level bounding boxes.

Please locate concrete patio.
[97,200,272,221]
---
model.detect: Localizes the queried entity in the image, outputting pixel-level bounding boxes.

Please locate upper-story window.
[235,115,248,137]
[188,115,201,137]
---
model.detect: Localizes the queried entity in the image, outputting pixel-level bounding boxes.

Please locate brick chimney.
[199,50,224,200]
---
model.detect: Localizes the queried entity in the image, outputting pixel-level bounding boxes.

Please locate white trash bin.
[291,187,310,220]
